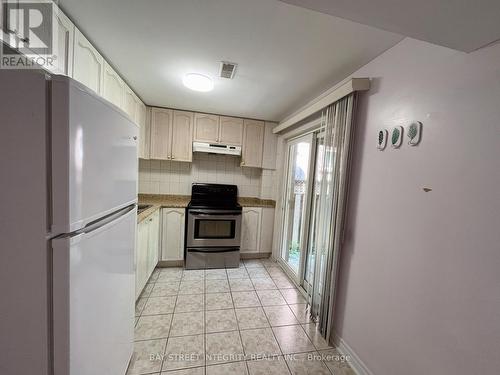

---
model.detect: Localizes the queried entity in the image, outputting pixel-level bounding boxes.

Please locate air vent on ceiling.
[219,61,237,79]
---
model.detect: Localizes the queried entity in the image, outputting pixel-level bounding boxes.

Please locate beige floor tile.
[256,290,287,306]
[239,328,281,359]
[161,366,204,374]
[143,296,177,316]
[301,324,332,350]
[235,307,270,330]
[206,279,230,293]
[243,260,264,268]
[127,338,166,375]
[206,361,248,375]
[285,352,331,375]
[251,278,277,290]
[279,289,306,305]
[175,294,205,313]
[150,282,180,297]
[206,309,238,333]
[140,283,154,298]
[136,297,147,317]
[179,280,204,295]
[231,291,261,308]
[229,278,255,292]
[288,304,314,324]
[263,305,299,327]
[205,269,228,280]
[205,292,234,310]
[246,268,269,278]
[319,349,356,375]
[272,277,296,289]
[266,267,288,278]
[157,268,183,282]
[227,268,249,279]
[247,355,291,375]
[206,331,245,365]
[169,311,205,337]
[162,334,205,371]
[272,326,315,354]
[182,269,205,280]
[135,314,172,341]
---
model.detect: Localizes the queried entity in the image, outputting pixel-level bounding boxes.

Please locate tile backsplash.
[138,153,276,199]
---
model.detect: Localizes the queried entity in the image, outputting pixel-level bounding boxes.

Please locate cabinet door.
[259,208,274,253]
[262,122,278,169]
[241,207,262,253]
[219,116,243,145]
[136,221,149,299]
[160,208,185,261]
[171,110,194,162]
[194,113,219,143]
[147,210,160,277]
[150,108,172,160]
[123,86,138,121]
[242,120,264,168]
[50,6,74,76]
[73,28,104,95]
[102,61,125,109]
[137,103,149,159]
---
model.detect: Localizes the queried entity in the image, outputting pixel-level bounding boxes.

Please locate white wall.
[332,38,500,374]
[138,153,276,199]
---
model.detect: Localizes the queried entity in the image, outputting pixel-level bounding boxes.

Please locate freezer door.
[51,76,138,234]
[52,206,136,375]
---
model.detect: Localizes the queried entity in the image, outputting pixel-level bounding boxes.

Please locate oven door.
[187,209,242,248]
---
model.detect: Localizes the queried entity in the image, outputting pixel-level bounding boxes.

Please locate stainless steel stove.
[185,184,242,269]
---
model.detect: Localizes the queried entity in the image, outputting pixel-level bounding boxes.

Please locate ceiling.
[59,0,402,121]
[279,0,500,53]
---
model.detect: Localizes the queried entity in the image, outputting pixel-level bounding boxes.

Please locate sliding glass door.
[280,134,313,278]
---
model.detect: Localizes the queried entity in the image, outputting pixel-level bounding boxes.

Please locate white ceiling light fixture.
[183,73,214,92]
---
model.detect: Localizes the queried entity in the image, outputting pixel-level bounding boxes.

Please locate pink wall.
[334,38,500,374]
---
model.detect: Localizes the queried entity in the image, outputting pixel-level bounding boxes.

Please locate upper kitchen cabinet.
[124,86,139,121]
[193,113,219,143]
[241,119,264,168]
[150,107,172,160]
[262,122,278,169]
[171,110,194,162]
[137,103,149,159]
[219,116,243,145]
[102,61,125,109]
[73,29,104,95]
[50,6,74,76]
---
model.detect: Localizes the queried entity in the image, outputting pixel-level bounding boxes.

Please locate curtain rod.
[273,78,370,134]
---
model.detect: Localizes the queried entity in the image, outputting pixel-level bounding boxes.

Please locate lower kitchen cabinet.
[241,207,275,255]
[259,207,275,253]
[241,207,262,254]
[136,209,160,300]
[160,208,185,261]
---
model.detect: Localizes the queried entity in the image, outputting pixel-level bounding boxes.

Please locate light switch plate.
[407,121,422,146]
[391,126,403,148]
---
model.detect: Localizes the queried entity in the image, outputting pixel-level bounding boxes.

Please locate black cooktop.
[188,183,242,210]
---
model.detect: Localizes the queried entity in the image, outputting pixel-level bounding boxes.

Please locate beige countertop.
[137,194,275,223]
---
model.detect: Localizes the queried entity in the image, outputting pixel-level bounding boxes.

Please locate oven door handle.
[189,211,242,216]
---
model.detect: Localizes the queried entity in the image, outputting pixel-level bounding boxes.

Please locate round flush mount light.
[183,73,214,92]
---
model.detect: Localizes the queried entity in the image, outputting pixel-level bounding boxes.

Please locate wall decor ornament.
[407,121,422,146]
[377,129,388,150]
[391,126,403,148]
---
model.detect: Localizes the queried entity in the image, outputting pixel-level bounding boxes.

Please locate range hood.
[192,141,241,156]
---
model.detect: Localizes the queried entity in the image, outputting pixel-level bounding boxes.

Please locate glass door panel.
[280,135,312,276]
[303,135,324,290]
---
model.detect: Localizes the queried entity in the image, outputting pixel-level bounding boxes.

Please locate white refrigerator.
[0,70,138,375]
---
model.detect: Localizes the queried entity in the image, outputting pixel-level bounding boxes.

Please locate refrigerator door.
[51,76,138,234]
[52,205,136,375]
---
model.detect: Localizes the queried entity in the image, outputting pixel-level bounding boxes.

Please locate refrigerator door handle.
[76,205,136,237]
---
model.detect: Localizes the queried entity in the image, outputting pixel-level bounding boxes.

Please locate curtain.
[306,93,357,340]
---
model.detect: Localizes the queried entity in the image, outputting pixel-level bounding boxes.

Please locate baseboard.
[333,332,373,375]
[240,252,271,259]
[157,260,184,267]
